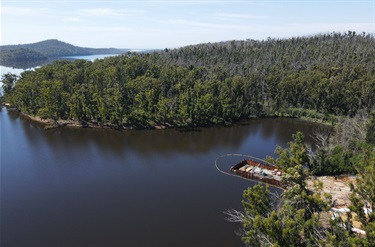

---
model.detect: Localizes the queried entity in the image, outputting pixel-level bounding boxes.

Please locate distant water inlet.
[215,154,284,189]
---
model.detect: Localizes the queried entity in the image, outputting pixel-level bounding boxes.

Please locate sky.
[1,0,374,49]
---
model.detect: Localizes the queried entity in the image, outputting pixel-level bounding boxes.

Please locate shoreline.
[2,104,333,131]
[6,107,180,130]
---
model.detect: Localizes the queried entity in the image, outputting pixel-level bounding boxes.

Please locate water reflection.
[1,107,329,247]
[17,114,323,159]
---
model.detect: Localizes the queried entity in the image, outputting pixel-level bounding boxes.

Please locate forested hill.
[0,39,127,57]
[0,39,128,68]
[4,32,375,128]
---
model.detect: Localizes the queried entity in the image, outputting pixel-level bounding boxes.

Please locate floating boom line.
[214,153,285,190]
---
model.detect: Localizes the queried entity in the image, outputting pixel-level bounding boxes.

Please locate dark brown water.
[0,108,323,247]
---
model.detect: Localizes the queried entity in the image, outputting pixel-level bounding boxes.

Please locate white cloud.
[211,13,267,19]
[65,26,132,33]
[80,8,121,17]
[79,8,145,17]
[159,18,269,32]
[63,17,85,22]
[1,7,48,16]
[158,19,227,30]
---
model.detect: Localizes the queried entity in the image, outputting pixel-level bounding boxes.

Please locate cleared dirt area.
[307,175,356,207]
[307,176,366,230]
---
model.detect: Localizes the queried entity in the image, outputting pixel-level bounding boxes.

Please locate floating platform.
[230,159,284,188]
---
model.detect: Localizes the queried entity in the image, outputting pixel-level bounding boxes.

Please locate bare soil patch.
[307,175,356,207]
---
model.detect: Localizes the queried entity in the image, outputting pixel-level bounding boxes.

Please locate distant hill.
[0,39,128,57]
[0,39,128,68]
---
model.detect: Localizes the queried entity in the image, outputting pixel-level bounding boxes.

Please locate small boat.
[230,159,284,188]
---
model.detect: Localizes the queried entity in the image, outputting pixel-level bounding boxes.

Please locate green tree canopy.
[229,132,331,246]
[6,32,375,129]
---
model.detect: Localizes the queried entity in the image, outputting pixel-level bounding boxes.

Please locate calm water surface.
[1,108,323,247]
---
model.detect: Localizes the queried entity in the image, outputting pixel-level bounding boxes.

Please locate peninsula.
[1,32,374,130]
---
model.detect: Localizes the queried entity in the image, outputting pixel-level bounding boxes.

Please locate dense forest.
[0,47,51,69]
[0,39,128,68]
[0,47,47,62]
[2,32,375,129]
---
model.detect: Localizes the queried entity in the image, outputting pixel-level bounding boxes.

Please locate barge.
[230,159,284,188]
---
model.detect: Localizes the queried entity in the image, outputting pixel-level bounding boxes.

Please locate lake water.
[0,66,28,77]
[0,107,323,247]
[61,54,121,62]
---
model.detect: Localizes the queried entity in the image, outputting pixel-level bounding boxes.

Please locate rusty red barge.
[230,159,284,188]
